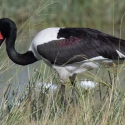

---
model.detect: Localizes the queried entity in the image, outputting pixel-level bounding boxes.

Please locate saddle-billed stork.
[0,18,125,102]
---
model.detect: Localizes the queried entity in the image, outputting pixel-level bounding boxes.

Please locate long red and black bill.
[0,32,4,46]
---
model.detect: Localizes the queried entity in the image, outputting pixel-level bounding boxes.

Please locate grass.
[0,0,125,124]
[1,66,125,125]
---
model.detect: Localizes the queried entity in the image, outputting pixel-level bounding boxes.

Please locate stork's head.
[0,18,16,46]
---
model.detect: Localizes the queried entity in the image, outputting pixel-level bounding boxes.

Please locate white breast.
[52,56,122,83]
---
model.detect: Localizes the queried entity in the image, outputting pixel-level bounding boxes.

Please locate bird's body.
[29,27,125,82]
[0,18,125,84]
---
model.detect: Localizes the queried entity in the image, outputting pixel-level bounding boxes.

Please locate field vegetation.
[0,0,125,124]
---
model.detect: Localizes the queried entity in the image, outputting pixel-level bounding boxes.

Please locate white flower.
[35,82,57,92]
[80,79,98,89]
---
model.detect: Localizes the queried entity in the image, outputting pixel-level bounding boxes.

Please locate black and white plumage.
[0,18,125,83]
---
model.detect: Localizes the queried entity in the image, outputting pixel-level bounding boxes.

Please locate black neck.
[5,22,38,66]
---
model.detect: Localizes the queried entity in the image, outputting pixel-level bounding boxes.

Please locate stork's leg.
[60,84,67,106]
[69,74,77,104]
[57,71,69,106]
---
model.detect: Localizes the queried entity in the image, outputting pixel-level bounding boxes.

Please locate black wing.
[37,28,125,65]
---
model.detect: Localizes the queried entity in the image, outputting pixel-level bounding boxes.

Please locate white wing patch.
[116,50,125,58]
[29,27,64,59]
